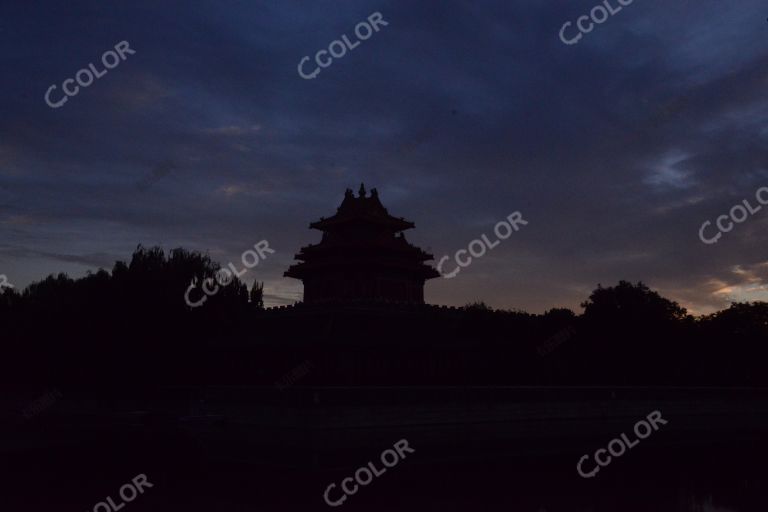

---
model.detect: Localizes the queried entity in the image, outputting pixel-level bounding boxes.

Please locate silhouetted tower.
[285,184,440,304]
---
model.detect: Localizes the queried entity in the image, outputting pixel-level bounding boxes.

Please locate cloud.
[1,0,768,314]
[203,125,261,136]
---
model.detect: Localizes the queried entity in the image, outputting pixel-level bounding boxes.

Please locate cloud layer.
[1,0,767,314]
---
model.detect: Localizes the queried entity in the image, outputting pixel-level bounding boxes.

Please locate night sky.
[1,0,767,314]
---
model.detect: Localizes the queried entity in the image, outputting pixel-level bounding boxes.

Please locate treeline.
[0,246,263,388]
[0,246,766,388]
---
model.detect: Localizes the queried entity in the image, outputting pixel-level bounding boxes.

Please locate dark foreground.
[3,387,767,511]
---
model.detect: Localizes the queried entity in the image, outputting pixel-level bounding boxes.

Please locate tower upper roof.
[309,184,415,232]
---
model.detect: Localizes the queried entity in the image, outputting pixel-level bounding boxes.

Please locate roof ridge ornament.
[358,183,366,198]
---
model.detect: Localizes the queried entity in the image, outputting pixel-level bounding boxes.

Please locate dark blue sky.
[1,0,767,313]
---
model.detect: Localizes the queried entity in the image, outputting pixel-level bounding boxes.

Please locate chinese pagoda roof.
[309,184,415,232]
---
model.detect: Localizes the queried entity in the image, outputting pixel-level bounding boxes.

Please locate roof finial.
[371,187,379,198]
[358,183,366,197]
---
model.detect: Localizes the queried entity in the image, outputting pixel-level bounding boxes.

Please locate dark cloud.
[1,0,767,313]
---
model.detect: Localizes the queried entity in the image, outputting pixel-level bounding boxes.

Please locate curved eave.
[310,216,415,232]
[284,261,440,281]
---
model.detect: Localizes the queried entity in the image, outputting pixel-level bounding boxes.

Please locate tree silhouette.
[250,281,265,310]
[1,251,766,388]
[581,280,689,324]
